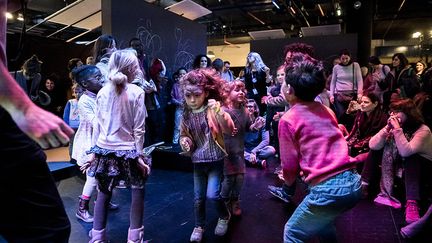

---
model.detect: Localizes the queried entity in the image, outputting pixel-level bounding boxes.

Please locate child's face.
[45,79,55,91]
[246,102,256,115]
[276,69,285,84]
[85,69,104,93]
[229,85,246,106]
[73,85,84,99]
[178,69,187,79]
[184,85,207,111]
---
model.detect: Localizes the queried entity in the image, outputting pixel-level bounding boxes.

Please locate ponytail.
[108,69,127,94]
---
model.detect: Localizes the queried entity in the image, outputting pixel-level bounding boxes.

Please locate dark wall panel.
[104,0,207,74]
[251,34,358,73]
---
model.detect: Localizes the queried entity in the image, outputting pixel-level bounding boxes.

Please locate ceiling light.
[396,46,407,52]
[412,32,422,38]
[317,4,325,17]
[290,7,296,14]
[336,8,342,16]
[17,13,24,21]
[272,0,280,10]
[5,12,13,19]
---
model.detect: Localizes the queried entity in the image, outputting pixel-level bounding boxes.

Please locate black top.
[0,105,45,168]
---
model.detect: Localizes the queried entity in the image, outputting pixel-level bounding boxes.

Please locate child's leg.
[257,146,276,160]
[82,173,97,198]
[193,164,209,228]
[172,107,182,144]
[283,170,361,242]
[93,190,112,230]
[220,175,235,201]
[206,161,229,219]
[130,187,145,229]
[230,174,245,201]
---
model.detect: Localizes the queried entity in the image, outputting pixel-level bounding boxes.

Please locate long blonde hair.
[108,49,139,94]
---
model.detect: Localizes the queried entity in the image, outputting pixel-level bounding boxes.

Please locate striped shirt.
[186,109,226,163]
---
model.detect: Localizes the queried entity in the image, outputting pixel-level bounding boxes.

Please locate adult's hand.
[11,104,74,149]
[330,96,335,104]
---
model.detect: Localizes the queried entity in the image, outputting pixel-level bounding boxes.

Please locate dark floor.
[1,148,431,243]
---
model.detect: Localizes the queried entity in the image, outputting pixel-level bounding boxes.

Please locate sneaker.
[231,200,242,216]
[214,218,229,236]
[373,195,401,209]
[76,209,94,223]
[268,185,291,203]
[405,200,420,224]
[190,227,204,242]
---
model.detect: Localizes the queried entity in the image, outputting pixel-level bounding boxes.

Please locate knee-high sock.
[82,174,97,198]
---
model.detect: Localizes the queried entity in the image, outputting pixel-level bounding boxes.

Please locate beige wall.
[207,43,250,67]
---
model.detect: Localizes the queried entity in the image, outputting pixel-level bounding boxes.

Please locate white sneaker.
[214,218,229,236]
[190,227,204,242]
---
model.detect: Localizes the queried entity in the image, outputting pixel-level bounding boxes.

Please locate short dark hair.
[129,37,140,46]
[339,48,351,57]
[368,56,381,65]
[223,61,230,65]
[285,53,325,101]
[71,65,99,87]
[212,58,224,72]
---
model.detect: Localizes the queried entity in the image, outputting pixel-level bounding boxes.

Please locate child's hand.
[180,137,192,152]
[231,127,238,136]
[261,96,269,104]
[208,99,222,115]
[80,154,95,173]
[273,112,283,122]
[137,157,151,177]
[253,117,266,130]
[249,153,257,164]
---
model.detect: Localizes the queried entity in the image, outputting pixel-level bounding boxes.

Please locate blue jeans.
[193,160,227,227]
[220,174,245,200]
[284,170,361,243]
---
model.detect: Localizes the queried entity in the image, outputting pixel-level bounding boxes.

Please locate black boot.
[76,196,94,223]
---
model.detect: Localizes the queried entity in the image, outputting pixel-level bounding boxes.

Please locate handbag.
[335,64,357,102]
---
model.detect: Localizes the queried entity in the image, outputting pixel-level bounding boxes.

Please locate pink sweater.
[279,102,356,186]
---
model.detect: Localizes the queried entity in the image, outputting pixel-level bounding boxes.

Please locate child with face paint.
[70,65,108,224]
[179,69,235,242]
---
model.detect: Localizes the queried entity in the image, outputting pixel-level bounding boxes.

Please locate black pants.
[0,159,70,243]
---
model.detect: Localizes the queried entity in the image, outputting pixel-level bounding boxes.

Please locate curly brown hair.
[180,68,225,112]
[221,80,247,107]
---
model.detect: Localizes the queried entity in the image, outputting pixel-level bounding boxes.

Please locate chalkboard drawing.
[173,27,194,71]
[136,19,163,63]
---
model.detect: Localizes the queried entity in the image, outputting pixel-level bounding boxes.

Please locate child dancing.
[179,69,235,242]
[219,81,251,219]
[87,50,150,243]
[279,54,361,242]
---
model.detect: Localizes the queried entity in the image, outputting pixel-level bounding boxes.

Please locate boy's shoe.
[214,218,229,236]
[405,200,420,224]
[268,185,291,203]
[190,227,204,242]
[373,195,401,209]
[231,200,242,216]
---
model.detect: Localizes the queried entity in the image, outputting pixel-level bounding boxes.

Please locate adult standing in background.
[221,61,235,82]
[0,1,74,241]
[243,52,271,115]
[129,37,149,80]
[93,34,117,80]
[192,54,211,69]
[330,49,363,122]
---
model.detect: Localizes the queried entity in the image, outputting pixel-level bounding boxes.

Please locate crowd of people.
[1,2,431,240]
